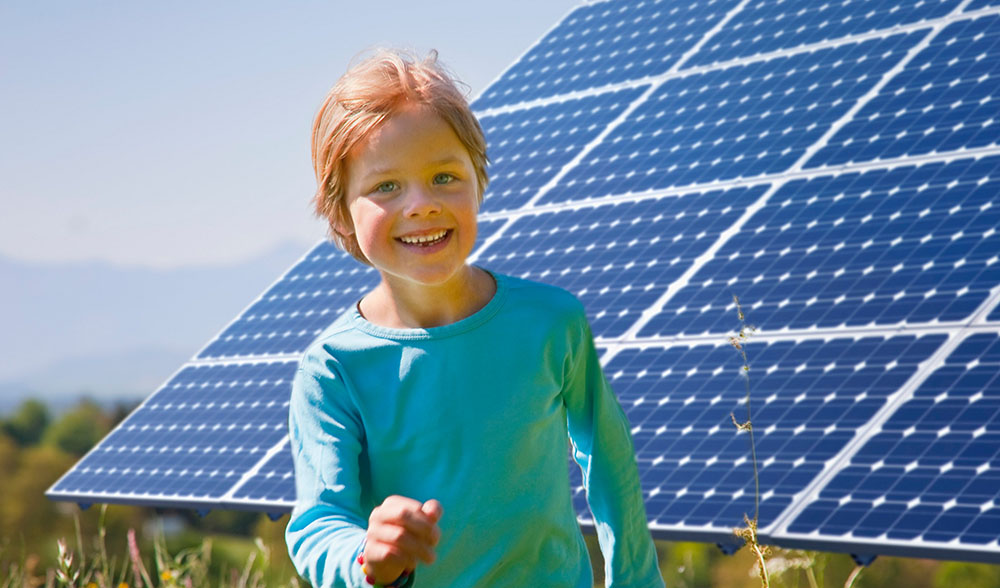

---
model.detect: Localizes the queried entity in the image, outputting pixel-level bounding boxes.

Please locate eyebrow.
[363,157,467,179]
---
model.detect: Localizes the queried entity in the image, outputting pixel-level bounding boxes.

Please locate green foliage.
[43,399,110,456]
[659,541,715,588]
[934,560,1000,587]
[2,398,50,446]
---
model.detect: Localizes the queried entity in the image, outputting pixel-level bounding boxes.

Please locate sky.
[1,1,580,268]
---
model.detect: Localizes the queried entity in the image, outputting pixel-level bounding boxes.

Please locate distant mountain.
[0,241,312,412]
[0,345,190,414]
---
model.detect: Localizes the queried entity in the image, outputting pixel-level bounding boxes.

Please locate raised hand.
[362,496,443,584]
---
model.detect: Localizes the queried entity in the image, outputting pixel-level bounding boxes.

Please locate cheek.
[350,206,393,249]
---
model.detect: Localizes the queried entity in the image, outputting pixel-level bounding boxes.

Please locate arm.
[286,350,370,588]
[562,314,664,587]
[286,350,441,588]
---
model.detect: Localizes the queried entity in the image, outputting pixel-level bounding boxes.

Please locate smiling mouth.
[397,229,449,246]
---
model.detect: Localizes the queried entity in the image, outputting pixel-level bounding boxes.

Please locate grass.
[0,506,300,588]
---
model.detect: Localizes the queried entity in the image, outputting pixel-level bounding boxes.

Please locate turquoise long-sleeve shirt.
[286,272,663,587]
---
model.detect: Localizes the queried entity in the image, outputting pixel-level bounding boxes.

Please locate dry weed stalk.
[728,294,769,587]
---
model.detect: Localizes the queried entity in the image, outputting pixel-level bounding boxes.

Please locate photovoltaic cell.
[808,15,1000,167]
[478,86,646,213]
[476,185,764,336]
[473,0,738,110]
[48,360,297,507]
[570,335,944,541]
[542,33,919,202]
[639,155,1000,337]
[689,0,961,66]
[778,332,1000,559]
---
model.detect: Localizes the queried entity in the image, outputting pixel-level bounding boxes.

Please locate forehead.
[346,105,471,177]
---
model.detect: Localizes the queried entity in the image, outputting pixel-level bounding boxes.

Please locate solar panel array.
[50,0,1000,564]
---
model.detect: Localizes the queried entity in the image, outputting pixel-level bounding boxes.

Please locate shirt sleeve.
[285,348,370,588]
[562,312,664,588]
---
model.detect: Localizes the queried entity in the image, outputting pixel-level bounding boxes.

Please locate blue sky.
[1,1,579,268]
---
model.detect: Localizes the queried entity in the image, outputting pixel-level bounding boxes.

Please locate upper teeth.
[400,230,446,244]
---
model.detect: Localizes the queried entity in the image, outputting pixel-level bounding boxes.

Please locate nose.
[403,185,442,218]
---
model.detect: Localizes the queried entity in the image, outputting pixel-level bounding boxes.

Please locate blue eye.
[374,181,398,193]
[433,173,455,185]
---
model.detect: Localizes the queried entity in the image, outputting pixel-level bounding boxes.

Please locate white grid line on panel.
[222,435,291,502]
[187,355,305,369]
[615,6,966,344]
[468,217,517,266]
[606,323,1000,352]
[473,5,1000,119]
[476,144,1000,225]
[971,284,1000,325]
[768,332,990,536]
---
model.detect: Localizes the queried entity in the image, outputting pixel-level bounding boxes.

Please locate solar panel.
[771,331,1000,563]
[50,0,1000,563]
[49,360,298,510]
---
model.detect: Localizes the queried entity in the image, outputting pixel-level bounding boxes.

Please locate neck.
[360,265,496,329]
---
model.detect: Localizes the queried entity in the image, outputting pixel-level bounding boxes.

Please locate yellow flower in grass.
[161,570,174,581]
[86,583,98,588]
[118,583,129,588]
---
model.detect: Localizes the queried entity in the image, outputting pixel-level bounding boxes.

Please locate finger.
[374,495,425,520]
[373,499,439,545]
[421,499,443,523]
[368,524,436,565]
[363,539,414,580]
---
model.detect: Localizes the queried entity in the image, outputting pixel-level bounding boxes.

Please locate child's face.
[340,104,480,291]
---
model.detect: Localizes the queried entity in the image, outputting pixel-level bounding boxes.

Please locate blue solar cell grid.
[49,361,296,503]
[690,0,961,66]
[199,220,505,359]
[640,155,1000,337]
[991,301,1000,322]
[233,444,295,504]
[477,185,765,336]
[785,333,1000,551]
[809,15,1000,167]
[542,33,920,202]
[478,86,646,213]
[473,0,737,110]
[568,335,944,537]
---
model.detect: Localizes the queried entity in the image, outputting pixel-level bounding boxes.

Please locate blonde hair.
[311,49,489,263]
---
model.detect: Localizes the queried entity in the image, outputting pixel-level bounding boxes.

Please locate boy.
[286,49,663,587]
